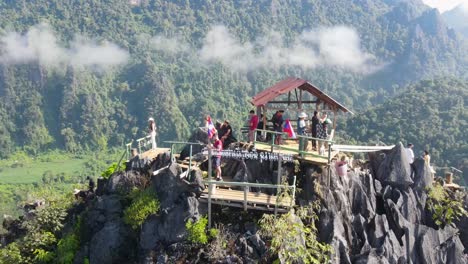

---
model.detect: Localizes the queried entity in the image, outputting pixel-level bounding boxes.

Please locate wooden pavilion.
[251,77,353,131]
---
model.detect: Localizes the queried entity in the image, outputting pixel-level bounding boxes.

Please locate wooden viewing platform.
[139,148,171,160]
[199,188,292,213]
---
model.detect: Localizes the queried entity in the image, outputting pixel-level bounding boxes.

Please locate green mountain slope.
[340,78,467,178]
[0,0,466,157]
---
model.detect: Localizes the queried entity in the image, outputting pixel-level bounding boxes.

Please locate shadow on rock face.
[140,163,203,248]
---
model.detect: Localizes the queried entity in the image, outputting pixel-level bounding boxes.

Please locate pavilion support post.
[327,143,332,187]
[275,155,282,216]
[299,89,303,110]
[189,145,193,174]
[243,186,248,211]
[333,109,338,130]
[208,144,212,228]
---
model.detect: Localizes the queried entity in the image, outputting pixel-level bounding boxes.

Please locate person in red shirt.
[248,110,259,143]
[212,134,223,181]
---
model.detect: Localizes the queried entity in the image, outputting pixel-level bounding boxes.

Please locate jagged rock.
[456,214,468,253]
[412,158,433,193]
[376,143,413,188]
[247,233,267,257]
[180,128,209,160]
[73,244,89,264]
[106,170,148,195]
[81,195,123,243]
[140,163,202,248]
[151,151,172,172]
[140,196,200,248]
[187,169,205,197]
[89,220,136,264]
[126,155,152,172]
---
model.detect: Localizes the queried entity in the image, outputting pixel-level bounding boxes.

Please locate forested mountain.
[0,0,466,158]
[340,78,467,182]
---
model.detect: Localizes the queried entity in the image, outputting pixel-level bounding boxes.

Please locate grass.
[0,158,87,184]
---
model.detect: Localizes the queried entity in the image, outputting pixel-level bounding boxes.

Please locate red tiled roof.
[251,77,352,114]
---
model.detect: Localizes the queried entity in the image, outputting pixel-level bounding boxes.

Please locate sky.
[422,0,467,13]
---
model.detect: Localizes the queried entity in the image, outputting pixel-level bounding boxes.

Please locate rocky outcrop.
[314,145,467,264]
[140,163,202,248]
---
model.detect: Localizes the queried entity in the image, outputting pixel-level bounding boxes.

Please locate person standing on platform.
[272,110,284,145]
[248,110,259,143]
[212,134,223,181]
[148,117,157,150]
[311,111,319,151]
[297,112,308,136]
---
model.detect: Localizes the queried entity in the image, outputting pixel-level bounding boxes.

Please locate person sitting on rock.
[405,143,415,178]
[86,176,95,193]
[335,156,348,177]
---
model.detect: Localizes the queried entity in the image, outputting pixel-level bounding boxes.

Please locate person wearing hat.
[148,117,157,150]
[297,112,308,136]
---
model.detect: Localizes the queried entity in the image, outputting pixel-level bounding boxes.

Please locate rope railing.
[253,128,334,163]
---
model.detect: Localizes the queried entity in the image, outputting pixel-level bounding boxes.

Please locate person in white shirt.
[406,143,415,177]
[148,117,157,150]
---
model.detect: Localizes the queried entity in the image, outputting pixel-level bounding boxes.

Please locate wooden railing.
[164,141,204,171]
[203,176,296,213]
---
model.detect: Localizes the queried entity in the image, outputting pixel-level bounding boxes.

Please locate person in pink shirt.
[212,134,223,181]
[248,110,259,143]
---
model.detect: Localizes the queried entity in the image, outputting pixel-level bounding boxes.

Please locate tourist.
[272,110,284,145]
[219,120,236,148]
[148,117,157,150]
[423,150,436,177]
[335,156,348,177]
[131,148,139,158]
[297,112,307,136]
[248,110,259,143]
[316,113,329,153]
[86,176,95,192]
[256,114,264,140]
[423,150,431,165]
[406,143,415,177]
[311,111,319,150]
[212,134,223,181]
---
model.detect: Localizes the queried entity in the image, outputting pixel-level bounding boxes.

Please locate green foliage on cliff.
[259,203,332,263]
[123,188,160,229]
[426,183,468,227]
[186,216,209,245]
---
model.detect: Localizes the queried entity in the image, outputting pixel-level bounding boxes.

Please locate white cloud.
[198,25,378,73]
[422,0,467,13]
[0,23,129,70]
[151,35,189,54]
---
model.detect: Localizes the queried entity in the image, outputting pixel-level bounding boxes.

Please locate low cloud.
[0,23,129,70]
[198,25,379,73]
[151,35,189,54]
